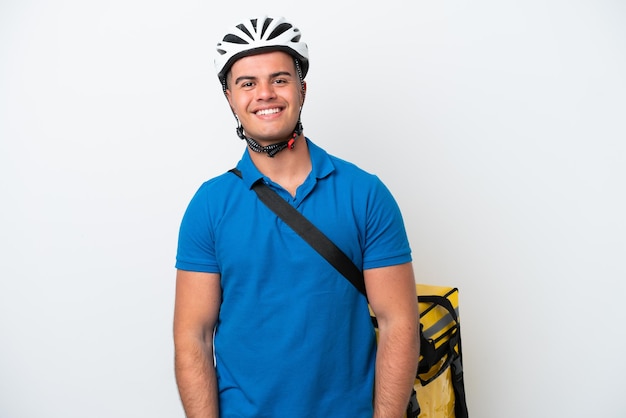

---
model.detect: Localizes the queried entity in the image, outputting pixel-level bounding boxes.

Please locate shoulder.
[196,170,241,193]
[182,170,251,223]
[308,140,382,187]
[326,154,391,200]
[189,170,245,201]
[329,154,376,179]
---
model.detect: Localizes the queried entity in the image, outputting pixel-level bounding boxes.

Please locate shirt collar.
[234,138,335,189]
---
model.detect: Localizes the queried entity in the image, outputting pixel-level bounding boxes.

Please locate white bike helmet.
[215,16,309,84]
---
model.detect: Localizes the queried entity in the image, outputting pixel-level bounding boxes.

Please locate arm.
[365,262,420,418]
[173,269,221,418]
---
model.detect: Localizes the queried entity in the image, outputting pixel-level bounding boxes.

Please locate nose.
[256,81,276,100]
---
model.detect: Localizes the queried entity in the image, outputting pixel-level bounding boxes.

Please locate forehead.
[229,50,296,77]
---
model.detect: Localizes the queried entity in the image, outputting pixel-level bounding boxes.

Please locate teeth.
[256,108,280,116]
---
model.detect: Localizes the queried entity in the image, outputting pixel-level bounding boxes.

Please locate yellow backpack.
[371,284,468,418]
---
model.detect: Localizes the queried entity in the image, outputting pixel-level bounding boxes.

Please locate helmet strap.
[236,117,303,158]
[294,58,305,94]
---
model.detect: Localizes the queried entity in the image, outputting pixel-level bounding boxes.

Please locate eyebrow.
[234,71,293,86]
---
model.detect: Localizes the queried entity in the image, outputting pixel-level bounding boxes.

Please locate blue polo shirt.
[176,138,412,417]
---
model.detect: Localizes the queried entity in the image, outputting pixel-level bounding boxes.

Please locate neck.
[248,134,312,196]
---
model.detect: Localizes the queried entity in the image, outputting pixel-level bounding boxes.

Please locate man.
[173,16,419,418]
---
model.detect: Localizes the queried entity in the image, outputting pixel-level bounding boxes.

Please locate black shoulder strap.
[229,168,367,297]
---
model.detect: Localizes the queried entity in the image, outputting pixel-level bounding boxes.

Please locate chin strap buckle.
[288,136,296,150]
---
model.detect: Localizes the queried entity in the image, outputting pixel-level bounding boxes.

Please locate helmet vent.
[223,34,248,44]
[268,23,293,40]
[235,24,253,40]
[260,18,273,38]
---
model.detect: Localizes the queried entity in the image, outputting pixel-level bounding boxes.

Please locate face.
[225,51,306,145]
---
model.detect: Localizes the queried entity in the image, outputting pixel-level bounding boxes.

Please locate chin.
[255,132,294,143]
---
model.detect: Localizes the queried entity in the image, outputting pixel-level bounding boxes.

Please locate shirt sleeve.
[175,183,220,273]
[362,177,412,270]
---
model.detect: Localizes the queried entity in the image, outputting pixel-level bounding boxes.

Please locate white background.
[1,1,625,417]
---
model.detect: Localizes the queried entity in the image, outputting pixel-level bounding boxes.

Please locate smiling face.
[225,51,305,145]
